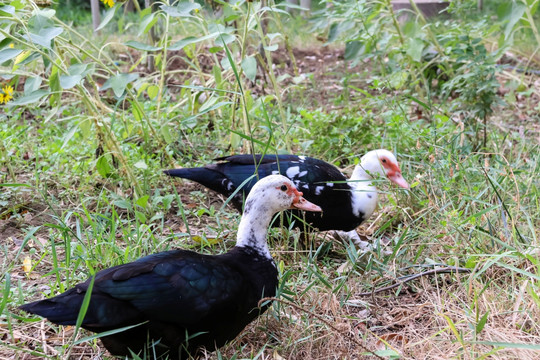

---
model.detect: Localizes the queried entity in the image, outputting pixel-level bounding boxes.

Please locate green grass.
[1,0,540,359]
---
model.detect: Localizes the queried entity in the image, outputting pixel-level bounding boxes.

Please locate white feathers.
[286,166,300,178]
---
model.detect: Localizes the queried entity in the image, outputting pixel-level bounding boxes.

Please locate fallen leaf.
[22,256,32,275]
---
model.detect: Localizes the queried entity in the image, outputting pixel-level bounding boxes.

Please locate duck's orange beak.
[290,188,322,212]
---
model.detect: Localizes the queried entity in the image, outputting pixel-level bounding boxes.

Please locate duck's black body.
[165,155,365,232]
[20,247,278,359]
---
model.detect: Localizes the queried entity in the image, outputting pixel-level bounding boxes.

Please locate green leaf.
[96,156,113,178]
[124,40,161,52]
[138,12,157,36]
[215,34,236,47]
[135,210,147,223]
[177,1,201,15]
[476,311,489,335]
[131,100,143,122]
[113,199,131,210]
[24,77,42,94]
[0,5,16,15]
[264,44,278,51]
[8,90,48,106]
[344,41,362,60]
[161,124,173,144]
[161,2,201,17]
[407,37,424,62]
[25,27,63,49]
[101,73,139,97]
[503,2,526,40]
[169,34,217,51]
[147,85,159,99]
[0,49,22,64]
[59,75,82,89]
[96,5,117,31]
[241,56,257,81]
[136,195,149,208]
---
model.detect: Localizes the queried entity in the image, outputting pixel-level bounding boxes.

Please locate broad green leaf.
[96,156,113,178]
[169,34,217,51]
[147,85,159,99]
[161,2,201,17]
[344,41,362,60]
[267,33,281,41]
[241,56,257,81]
[68,63,94,77]
[0,5,15,15]
[215,33,235,47]
[113,199,131,210]
[136,195,149,208]
[407,37,424,62]
[96,5,117,31]
[59,75,82,89]
[0,48,22,64]
[24,76,42,94]
[101,73,139,97]
[135,195,150,208]
[8,89,48,106]
[503,2,526,40]
[124,40,161,52]
[25,27,63,49]
[264,44,278,51]
[138,12,157,36]
[135,211,147,224]
[177,1,201,15]
[161,124,173,144]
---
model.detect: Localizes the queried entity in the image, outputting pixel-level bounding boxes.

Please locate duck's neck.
[349,165,379,218]
[235,200,274,260]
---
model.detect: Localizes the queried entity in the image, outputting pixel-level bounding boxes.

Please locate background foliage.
[1,0,539,358]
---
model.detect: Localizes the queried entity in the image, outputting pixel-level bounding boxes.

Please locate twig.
[357,266,471,297]
[258,297,386,360]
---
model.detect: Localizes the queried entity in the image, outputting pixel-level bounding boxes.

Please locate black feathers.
[20,248,278,359]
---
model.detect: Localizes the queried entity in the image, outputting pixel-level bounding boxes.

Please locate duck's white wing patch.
[286,166,300,178]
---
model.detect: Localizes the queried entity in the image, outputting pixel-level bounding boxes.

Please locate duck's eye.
[382,158,387,163]
[280,185,288,191]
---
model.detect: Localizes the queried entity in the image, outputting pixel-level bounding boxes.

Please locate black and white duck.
[20,175,321,359]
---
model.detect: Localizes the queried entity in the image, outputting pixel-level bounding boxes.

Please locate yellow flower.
[9,43,14,48]
[3,85,13,97]
[101,0,114,7]
[1,85,13,103]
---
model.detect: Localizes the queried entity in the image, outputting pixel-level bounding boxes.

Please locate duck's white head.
[237,175,321,257]
[244,175,322,215]
[354,149,409,189]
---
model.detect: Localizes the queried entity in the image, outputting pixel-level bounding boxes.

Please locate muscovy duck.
[20,175,321,359]
[164,149,409,238]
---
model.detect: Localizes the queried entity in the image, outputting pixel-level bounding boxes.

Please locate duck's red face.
[276,183,322,212]
[379,156,410,189]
